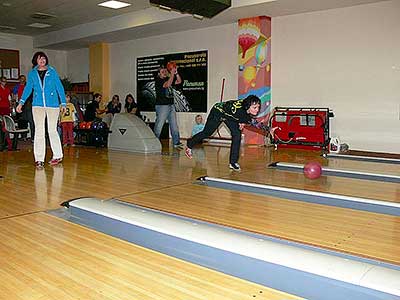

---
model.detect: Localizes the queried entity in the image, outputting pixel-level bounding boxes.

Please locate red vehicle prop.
[268,107,334,150]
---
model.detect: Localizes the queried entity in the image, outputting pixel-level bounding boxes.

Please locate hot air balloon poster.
[238,16,271,144]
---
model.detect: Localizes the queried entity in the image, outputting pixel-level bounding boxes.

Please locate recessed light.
[27,23,52,28]
[31,12,57,20]
[158,5,171,11]
[193,14,204,20]
[0,25,16,30]
[98,1,131,9]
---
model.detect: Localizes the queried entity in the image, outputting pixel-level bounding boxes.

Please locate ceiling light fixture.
[192,14,204,20]
[158,4,172,11]
[98,1,131,9]
[0,25,16,30]
[31,12,57,20]
[27,23,52,28]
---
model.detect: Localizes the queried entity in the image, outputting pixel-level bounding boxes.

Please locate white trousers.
[32,107,63,162]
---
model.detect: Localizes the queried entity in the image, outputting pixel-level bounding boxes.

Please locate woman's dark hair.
[124,93,141,116]
[242,95,261,109]
[112,94,119,101]
[124,94,135,107]
[32,51,49,66]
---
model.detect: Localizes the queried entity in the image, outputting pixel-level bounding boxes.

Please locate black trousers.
[187,107,241,164]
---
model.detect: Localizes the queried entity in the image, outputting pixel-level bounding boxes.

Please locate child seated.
[191,114,205,137]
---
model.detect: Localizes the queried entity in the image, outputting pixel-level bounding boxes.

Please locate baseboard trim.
[347,150,400,159]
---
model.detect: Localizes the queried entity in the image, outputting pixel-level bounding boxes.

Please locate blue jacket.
[20,65,66,108]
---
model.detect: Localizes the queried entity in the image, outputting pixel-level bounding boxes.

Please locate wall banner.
[238,16,271,144]
[136,50,208,112]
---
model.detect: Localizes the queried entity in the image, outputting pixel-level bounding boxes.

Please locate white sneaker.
[229,162,241,171]
[185,147,193,159]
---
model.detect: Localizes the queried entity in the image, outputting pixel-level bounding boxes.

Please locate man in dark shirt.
[84,93,102,122]
[185,95,266,171]
[154,66,183,148]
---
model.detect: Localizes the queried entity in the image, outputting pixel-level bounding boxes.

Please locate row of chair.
[0,115,29,151]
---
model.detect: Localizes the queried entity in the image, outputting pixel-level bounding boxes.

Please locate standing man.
[154,65,183,148]
[0,76,11,116]
[12,75,26,100]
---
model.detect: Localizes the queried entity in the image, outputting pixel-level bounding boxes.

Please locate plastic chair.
[0,116,5,151]
[2,115,29,150]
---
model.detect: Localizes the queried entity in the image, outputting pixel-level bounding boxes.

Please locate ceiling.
[0,0,390,50]
[0,0,150,35]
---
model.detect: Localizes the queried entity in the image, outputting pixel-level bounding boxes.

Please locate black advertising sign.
[136,50,208,112]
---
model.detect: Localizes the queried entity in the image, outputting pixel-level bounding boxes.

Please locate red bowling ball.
[303,162,322,179]
[166,61,177,72]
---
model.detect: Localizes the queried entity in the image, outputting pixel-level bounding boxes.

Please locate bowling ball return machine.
[268,107,334,151]
[108,113,161,154]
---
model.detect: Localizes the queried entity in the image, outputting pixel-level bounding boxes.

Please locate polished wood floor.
[1,142,399,299]
[0,213,301,300]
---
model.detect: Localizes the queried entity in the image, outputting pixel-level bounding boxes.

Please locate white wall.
[67,48,89,82]
[0,33,35,76]
[272,1,400,152]
[109,23,238,138]
[66,0,400,152]
[43,49,68,78]
[0,32,68,78]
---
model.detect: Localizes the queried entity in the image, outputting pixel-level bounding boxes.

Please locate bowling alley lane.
[223,167,399,204]
[324,158,400,176]
[270,149,400,177]
[119,182,400,266]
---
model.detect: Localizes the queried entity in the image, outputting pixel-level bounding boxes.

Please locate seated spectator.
[124,93,142,118]
[106,95,121,115]
[191,114,205,137]
[102,94,121,127]
[84,93,104,122]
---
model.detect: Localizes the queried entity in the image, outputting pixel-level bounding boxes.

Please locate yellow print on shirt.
[231,100,242,114]
[60,102,75,123]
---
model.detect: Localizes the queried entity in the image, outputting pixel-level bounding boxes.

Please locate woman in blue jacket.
[16,51,66,169]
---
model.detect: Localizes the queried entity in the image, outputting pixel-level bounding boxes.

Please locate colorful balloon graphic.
[238,18,261,59]
[255,40,267,68]
[243,66,257,90]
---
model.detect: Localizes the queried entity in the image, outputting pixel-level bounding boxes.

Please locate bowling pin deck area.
[0,145,399,299]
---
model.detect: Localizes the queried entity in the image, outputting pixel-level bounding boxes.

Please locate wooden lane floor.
[0,212,301,300]
[1,144,398,216]
[1,143,398,299]
[0,146,230,218]
[119,183,400,265]
[270,149,400,176]
[1,144,399,263]
[324,159,400,176]
[228,167,399,203]
[221,147,400,203]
